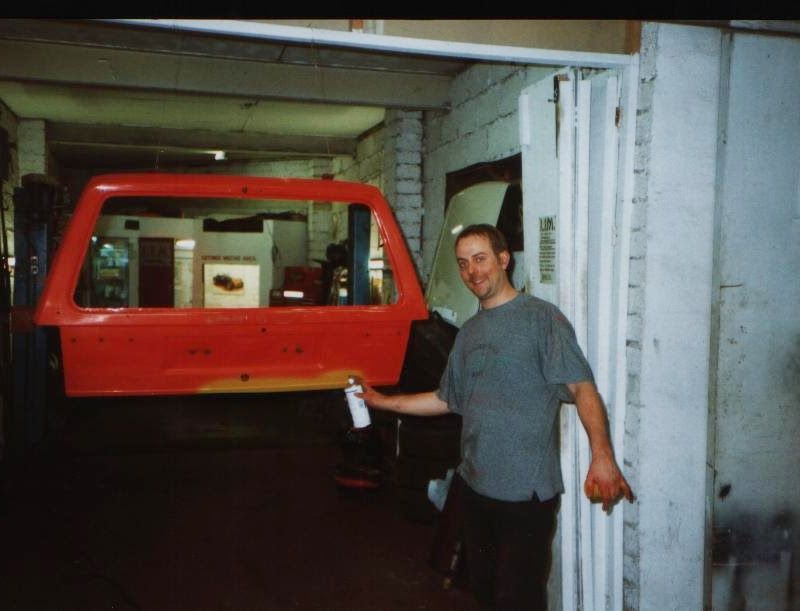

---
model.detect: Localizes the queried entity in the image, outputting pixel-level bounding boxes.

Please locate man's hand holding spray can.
[344,376,372,429]
[335,376,381,489]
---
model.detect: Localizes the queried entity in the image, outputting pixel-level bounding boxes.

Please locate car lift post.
[347,203,371,306]
[9,175,59,456]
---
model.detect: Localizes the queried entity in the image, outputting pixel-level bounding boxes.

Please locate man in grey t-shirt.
[360,224,633,609]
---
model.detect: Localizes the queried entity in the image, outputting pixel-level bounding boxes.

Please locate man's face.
[455,234,510,304]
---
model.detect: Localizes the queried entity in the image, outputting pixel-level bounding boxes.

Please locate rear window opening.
[74,195,397,310]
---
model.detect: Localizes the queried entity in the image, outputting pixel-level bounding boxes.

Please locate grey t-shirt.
[436,293,594,502]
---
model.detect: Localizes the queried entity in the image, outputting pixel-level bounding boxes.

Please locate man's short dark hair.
[455,224,509,256]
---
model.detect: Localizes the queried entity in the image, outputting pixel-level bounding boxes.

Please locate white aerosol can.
[344,376,371,429]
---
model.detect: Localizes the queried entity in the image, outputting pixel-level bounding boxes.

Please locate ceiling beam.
[48,122,357,157]
[0,18,466,76]
[0,38,453,110]
[111,18,632,69]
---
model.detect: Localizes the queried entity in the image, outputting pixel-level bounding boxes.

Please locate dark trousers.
[458,474,559,611]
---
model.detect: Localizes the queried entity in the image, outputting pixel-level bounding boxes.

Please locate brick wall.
[333,126,383,186]
[382,110,423,273]
[627,22,722,609]
[333,111,424,275]
[622,21,658,611]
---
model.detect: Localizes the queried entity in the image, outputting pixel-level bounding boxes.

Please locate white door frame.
[520,60,639,610]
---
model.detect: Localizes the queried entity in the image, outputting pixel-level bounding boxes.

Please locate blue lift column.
[10,174,61,456]
[348,203,371,306]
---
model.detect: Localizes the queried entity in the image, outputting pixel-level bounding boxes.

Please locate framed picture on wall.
[203,263,260,308]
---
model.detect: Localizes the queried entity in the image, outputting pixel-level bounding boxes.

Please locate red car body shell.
[34,174,428,397]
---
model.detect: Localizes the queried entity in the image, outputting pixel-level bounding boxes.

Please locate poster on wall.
[203,263,260,308]
[539,216,556,284]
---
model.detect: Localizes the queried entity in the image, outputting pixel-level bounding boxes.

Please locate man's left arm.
[567,380,634,512]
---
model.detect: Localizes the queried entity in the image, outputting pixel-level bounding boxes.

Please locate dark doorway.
[444,153,521,210]
[138,237,174,307]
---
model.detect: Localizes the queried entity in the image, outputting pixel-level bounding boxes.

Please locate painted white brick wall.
[624,23,663,610]
[205,158,320,178]
[332,114,424,277]
[305,159,342,268]
[382,110,423,272]
[628,22,722,610]
[334,127,384,187]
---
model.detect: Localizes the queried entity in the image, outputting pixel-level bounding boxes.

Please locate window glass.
[74,196,396,309]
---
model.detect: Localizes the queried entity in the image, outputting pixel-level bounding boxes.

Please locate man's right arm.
[358,383,450,417]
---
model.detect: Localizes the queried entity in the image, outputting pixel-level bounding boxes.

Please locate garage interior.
[0,18,491,610]
[9,18,799,611]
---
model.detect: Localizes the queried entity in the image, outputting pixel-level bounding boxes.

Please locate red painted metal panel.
[35,174,428,396]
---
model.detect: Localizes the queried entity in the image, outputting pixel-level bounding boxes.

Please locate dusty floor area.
[1,392,477,610]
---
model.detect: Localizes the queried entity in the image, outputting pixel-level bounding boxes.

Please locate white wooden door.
[520,67,630,611]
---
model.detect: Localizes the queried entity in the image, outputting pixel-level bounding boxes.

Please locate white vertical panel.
[555,72,581,611]
[574,69,629,611]
[520,76,561,306]
[574,76,595,611]
[520,71,577,609]
[597,74,623,611]
[612,57,638,611]
[586,71,623,611]
[590,76,619,419]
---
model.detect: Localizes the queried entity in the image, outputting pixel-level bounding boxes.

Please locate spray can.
[344,376,371,429]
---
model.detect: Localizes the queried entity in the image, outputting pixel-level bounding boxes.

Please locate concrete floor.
[0,392,478,610]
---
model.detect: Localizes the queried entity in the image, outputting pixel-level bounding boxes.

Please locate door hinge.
[548,75,560,104]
